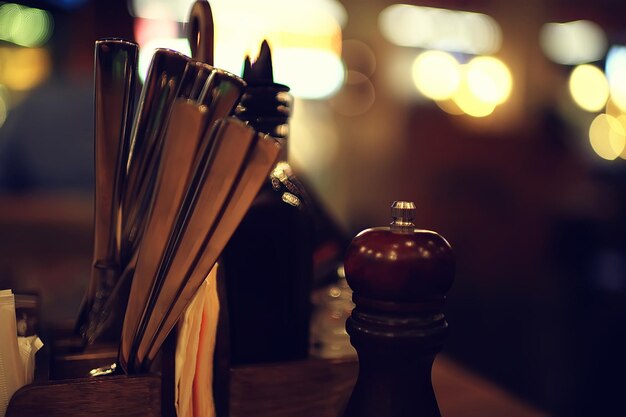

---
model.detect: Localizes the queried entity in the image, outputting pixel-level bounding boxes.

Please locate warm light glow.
[130,0,194,22]
[212,4,343,98]
[131,0,347,27]
[138,38,192,82]
[540,20,607,65]
[618,115,626,159]
[589,114,626,160]
[0,3,53,47]
[378,4,501,55]
[452,73,496,118]
[0,47,51,91]
[273,48,345,99]
[411,50,460,100]
[466,56,512,105]
[569,65,609,112]
[605,46,626,111]
[605,97,623,118]
[132,0,345,100]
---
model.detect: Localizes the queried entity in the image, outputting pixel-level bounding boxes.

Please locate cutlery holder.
[6,295,357,417]
[5,327,178,417]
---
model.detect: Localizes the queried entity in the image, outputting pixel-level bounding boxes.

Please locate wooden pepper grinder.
[342,201,455,417]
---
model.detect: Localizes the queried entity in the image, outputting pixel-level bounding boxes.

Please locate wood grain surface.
[230,356,550,417]
[6,374,162,417]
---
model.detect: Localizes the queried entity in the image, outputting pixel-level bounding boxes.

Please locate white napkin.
[0,290,43,417]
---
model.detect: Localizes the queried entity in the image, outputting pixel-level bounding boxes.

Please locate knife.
[125,118,256,372]
[119,48,189,267]
[75,39,138,339]
[142,132,282,369]
[118,99,209,372]
[88,62,245,347]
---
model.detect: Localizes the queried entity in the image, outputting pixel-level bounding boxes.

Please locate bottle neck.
[236,83,292,161]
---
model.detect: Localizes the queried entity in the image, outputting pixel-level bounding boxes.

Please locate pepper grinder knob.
[342,201,455,417]
[390,200,416,233]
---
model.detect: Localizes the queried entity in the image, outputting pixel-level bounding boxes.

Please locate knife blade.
[142,132,282,368]
[118,99,209,372]
[75,39,138,339]
[128,118,256,371]
[119,48,189,267]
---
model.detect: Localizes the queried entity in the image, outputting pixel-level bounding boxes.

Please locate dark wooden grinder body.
[342,222,455,417]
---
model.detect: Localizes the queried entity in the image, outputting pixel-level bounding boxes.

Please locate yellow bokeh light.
[0,47,51,91]
[617,115,626,159]
[605,97,624,118]
[589,113,626,160]
[466,56,512,105]
[411,50,460,101]
[569,64,609,112]
[452,73,496,118]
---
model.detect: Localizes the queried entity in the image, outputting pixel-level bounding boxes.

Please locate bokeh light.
[569,65,609,112]
[378,4,501,55]
[0,3,53,47]
[452,72,496,118]
[0,47,51,91]
[137,38,192,82]
[411,50,460,101]
[589,113,626,160]
[132,0,346,100]
[540,20,607,65]
[605,97,623,118]
[605,45,626,111]
[273,48,345,99]
[133,18,178,47]
[618,115,626,159]
[466,56,512,105]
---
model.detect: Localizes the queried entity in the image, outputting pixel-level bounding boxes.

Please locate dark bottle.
[222,40,314,364]
[342,201,455,417]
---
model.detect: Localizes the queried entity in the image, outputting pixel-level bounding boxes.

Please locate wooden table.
[230,355,549,417]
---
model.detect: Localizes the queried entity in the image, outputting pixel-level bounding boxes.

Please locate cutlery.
[143,132,282,368]
[119,99,210,372]
[122,118,255,372]
[119,48,189,267]
[75,39,138,338]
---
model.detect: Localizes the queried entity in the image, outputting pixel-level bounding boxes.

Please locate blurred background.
[1,0,625,415]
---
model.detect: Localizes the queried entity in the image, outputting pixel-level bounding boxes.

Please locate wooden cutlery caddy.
[6,327,171,417]
[6,324,357,417]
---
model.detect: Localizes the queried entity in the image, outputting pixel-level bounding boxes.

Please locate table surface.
[434,356,549,417]
[230,354,550,417]
[1,196,551,417]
